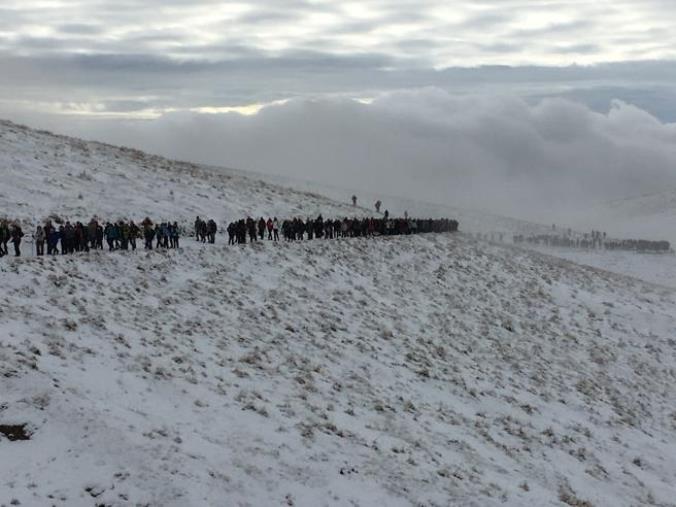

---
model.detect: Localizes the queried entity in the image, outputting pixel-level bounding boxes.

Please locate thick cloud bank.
[13,89,676,222]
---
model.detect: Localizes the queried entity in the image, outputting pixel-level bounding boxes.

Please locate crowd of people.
[0,218,182,258]
[193,217,218,244]
[0,221,24,257]
[1,214,460,257]
[513,231,671,253]
[223,216,459,244]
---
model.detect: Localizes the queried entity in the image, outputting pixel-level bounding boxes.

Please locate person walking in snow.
[169,222,179,248]
[87,219,98,250]
[34,225,45,256]
[10,223,24,257]
[247,217,257,242]
[129,220,140,251]
[257,217,266,240]
[266,217,273,240]
[43,220,54,254]
[207,219,217,244]
[162,222,171,248]
[104,222,115,251]
[194,217,202,241]
[143,220,155,250]
[227,221,235,245]
[273,217,279,242]
[118,221,129,251]
[352,195,357,207]
[306,217,314,240]
[62,221,74,254]
[47,226,60,255]
[154,224,163,248]
[0,220,9,257]
[375,200,381,213]
[236,219,246,244]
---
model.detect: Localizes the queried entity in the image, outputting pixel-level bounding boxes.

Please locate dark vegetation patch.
[0,424,31,441]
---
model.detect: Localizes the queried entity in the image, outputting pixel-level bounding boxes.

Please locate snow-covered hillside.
[0,120,369,225]
[2,121,676,507]
[233,169,555,237]
[2,234,676,506]
[572,189,676,247]
[243,166,676,290]
[522,246,676,289]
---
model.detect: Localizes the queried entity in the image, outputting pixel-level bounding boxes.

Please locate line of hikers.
[225,216,460,244]
[0,218,182,257]
[194,217,218,244]
[513,231,671,253]
[1,214,459,258]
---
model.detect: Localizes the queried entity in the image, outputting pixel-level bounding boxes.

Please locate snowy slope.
[1,121,676,507]
[232,169,555,236]
[572,189,676,246]
[522,246,676,289]
[2,235,676,507]
[0,120,370,225]
[243,167,676,290]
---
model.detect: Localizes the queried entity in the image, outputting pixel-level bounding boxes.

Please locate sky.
[3,0,676,222]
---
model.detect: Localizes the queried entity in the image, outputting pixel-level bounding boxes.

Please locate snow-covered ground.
[231,169,555,237]
[228,160,676,291]
[2,234,676,506]
[570,189,676,247]
[2,120,676,506]
[525,246,676,289]
[0,120,370,226]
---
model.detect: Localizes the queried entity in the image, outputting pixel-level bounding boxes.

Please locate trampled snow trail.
[1,233,676,506]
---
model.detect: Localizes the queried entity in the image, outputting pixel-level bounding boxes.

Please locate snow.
[235,164,676,290]
[1,120,676,506]
[233,169,556,237]
[524,246,676,289]
[0,120,368,227]
[571,188,676,247]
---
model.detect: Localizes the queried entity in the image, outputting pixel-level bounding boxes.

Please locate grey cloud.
[17,90,676,228]
[235,9,306,24]
[6,51,676,119]
[550,43,601,55]
[511,19,596,39]
[57,23,102,35]
[0,0,674,70]
[99,100,155,113]
[473,42,522,54]
[459,12,514,29]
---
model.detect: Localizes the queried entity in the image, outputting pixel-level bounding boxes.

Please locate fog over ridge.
[16,88,675,226]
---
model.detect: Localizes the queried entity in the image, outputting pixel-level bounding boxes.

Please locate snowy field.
[223,157,676,291]
[1,121,676,506]
[2,235,676,506]
[0,120,369,226]
[228,169,555,237]
[525,246,676,289]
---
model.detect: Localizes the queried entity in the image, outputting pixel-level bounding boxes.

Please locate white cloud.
[18,89,676,224]
[1,1,675,66]
[3,1,676,228]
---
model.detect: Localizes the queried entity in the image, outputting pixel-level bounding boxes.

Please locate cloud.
[57,23,102,35]
[14,89,676,228]
[2,1,676,234]
[0,0,675,67]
